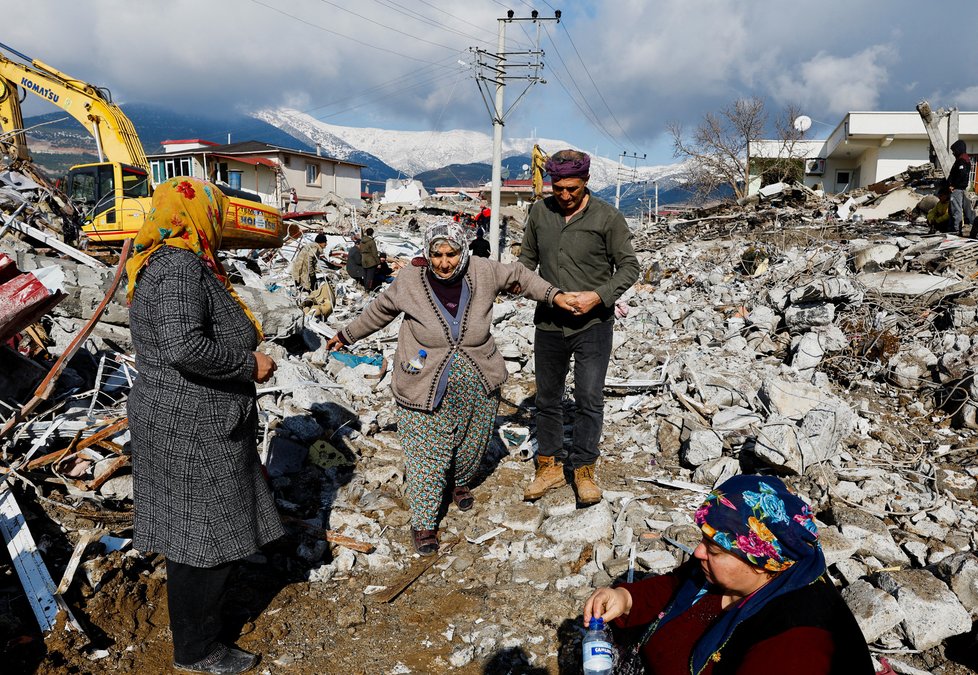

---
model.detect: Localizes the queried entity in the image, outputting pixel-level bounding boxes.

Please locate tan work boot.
[573,464,602,505]
[523,455,566,501]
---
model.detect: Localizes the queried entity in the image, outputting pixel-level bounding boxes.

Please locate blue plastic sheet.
[328,351,384,368]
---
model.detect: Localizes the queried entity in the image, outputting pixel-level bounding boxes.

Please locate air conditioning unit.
[805,158,826,175]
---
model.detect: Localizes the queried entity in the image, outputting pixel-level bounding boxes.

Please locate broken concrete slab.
[841,579,905,643]
[833,505,910,566]
[857,271,966,299]
[875,569,971,651]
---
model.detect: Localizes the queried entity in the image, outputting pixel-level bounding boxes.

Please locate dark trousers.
[950,189,975,235]
[166,558,233,665]
[533,321,613,468]
[363,265,377,290]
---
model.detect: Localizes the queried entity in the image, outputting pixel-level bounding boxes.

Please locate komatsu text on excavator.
[0,41,284,248]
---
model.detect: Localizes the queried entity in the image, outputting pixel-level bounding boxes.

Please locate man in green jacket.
[360,227,380,290]
[519,149,640,505]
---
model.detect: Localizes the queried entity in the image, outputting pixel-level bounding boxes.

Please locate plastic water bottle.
[582,617,614,675]
[405,349,427,373]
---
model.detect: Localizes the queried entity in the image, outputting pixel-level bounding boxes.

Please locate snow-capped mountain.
[255,108,683,191]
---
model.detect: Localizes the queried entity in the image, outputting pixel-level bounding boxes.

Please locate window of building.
[156,157,194,180]
[306,163,320,185]
[835,170,851,193]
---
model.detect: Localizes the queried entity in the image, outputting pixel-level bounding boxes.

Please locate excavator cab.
[64,162,152,242]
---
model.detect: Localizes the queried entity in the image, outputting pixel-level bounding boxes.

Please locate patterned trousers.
[397,356,499,530]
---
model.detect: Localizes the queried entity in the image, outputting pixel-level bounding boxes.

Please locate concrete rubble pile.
[1,168,977,672]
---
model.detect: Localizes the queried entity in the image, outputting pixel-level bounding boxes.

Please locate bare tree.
[670,97,767,201]
[763,103,808,185]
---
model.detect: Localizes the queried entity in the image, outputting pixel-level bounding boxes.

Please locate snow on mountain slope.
[255,107,685,191]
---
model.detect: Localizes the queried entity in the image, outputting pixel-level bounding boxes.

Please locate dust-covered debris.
[1,157,978,674]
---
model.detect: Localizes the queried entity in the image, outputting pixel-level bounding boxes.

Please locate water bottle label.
[402,358,424,374]
[583,641,614,669]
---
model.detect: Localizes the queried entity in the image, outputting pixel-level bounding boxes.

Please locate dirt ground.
[2,367,978,674]
[1,460,602,675]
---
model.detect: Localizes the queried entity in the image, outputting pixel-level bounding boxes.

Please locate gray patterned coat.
[128,247,283,567]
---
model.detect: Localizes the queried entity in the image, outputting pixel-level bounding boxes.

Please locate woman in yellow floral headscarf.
[126,176,281,673]
[126,176,263,340]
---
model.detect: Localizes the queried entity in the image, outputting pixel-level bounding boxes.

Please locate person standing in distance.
[948,140,976,236]
[360,227,380,290]
[519,149,639,505]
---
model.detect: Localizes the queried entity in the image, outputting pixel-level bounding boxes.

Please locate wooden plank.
[81,455,129,492]
[283,516,375,553]
[55,529,99,595]
[369,536,459,604]
[75,418,128,452]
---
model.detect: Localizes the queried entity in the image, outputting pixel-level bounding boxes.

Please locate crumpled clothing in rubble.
[302,283,335,319]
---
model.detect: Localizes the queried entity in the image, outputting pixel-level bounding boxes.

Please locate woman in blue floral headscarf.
[583,475,874,674]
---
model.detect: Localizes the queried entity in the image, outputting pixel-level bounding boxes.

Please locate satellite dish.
[793,115,812,133]
[522,164,530,171]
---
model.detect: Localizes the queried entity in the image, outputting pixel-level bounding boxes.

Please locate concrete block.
[489,502,545,533]
[876,569,971,650]
[785,302,835,330]
[680,426,723,467]
[711,406,762,432]
[933,552,978,617]
[749,419,802,474]
[540,500,614,545]
[841,579,904,643]
[818,526,859,567]
[833,506,909,566]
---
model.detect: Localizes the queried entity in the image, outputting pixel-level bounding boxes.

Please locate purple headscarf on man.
[545,151,591,180]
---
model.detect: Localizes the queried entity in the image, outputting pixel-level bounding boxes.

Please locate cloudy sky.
[5,0,977,164]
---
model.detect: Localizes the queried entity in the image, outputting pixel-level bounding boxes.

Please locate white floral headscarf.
[422,218,470,282]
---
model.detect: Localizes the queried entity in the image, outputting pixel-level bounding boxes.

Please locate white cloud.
[3,0,975,163]
[771,45,897,115]
[948,86,978,108]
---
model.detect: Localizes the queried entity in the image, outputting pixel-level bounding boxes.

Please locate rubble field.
[1,167,978,674]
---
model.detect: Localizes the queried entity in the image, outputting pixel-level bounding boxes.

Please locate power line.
[370,0,497,47]
[298,57,456,116]
[540,23,622,148]
[305,68,463,121]
[546,65,622,150]
[558,21,640,149]
[248,0,457,67]
[313,0,462,51]
[416,0,501,40]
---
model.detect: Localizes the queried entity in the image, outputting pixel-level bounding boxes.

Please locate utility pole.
[471,9,560,259]
[654,180,659,223]
[614,151,646,211]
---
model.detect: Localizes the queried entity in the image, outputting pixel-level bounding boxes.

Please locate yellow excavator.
[0,41,283,248]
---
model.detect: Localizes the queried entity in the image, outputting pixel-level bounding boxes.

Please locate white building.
[147,139,364,211]
[750,111,978,195]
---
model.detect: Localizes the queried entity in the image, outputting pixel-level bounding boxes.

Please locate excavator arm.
[531,144,548,200]
[0,74,30,162]
[0,41,148,170]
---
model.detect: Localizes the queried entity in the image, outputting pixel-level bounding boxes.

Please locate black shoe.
[174,645,258,674]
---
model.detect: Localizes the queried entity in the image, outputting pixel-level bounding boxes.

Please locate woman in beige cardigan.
[326,219,577,554]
